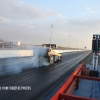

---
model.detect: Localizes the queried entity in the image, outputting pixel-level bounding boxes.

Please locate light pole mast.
[50,24,53,48]
[76,39,78,50]
[68,35,71,48]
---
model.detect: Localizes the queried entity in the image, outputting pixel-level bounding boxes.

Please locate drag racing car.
[47,48,62,64]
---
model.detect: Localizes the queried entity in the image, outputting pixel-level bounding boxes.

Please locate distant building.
[0,39,5,48]
[0,39,21,48]
[42,44,56,48]
[13,41,20,46]
[0,39,5,44]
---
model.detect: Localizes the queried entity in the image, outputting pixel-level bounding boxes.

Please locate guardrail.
[51,63,100,100]
[51,63,85,100]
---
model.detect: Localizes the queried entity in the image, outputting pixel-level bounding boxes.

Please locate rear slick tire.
[58,56,62,61]
[48,55,54,64]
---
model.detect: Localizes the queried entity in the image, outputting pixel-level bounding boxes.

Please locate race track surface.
[0,51,91,100]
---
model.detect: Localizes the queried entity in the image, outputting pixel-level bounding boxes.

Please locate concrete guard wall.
[0,49,82,58]
[53,50,81,53]
[0,50,33,58]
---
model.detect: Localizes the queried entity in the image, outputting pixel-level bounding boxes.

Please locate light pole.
[80,41,82,50]
[83,43,84,49]
[76,39,78,50]
[68,35,71,48]
[50,24,53,48]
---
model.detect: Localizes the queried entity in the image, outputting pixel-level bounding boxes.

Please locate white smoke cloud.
[0,47,49,75]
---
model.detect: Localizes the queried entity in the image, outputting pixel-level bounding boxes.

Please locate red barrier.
[51,62,100,100]
[51,63,85,100]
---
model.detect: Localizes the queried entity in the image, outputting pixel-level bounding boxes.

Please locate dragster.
[47,48,62,64]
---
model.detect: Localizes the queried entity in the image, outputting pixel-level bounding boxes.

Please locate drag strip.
[0,51,91,100]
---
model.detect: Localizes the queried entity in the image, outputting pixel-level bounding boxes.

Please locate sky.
[0,0,100,49]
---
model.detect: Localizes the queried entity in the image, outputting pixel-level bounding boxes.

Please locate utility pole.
[50,24,53,48]
[68,35,71,48]
[76,39,78,50]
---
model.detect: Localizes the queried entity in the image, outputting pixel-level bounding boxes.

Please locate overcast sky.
[0,0,100,49]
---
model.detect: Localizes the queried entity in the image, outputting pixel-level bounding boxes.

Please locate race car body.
[47,48,62,64]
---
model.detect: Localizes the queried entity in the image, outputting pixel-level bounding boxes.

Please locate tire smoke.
[0,46,49,75]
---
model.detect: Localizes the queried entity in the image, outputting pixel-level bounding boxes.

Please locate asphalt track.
[0,51,91,100]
